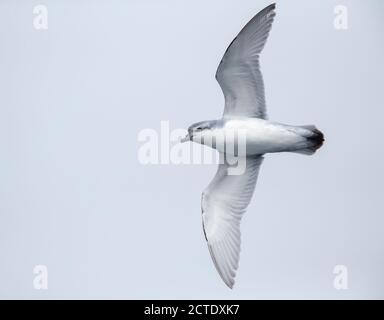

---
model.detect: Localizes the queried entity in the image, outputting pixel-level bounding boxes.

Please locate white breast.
[209,118,305,155]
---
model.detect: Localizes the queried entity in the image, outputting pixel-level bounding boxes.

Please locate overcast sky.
[0,0,383,299]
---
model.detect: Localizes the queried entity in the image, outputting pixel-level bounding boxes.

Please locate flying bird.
[181,3,324,288]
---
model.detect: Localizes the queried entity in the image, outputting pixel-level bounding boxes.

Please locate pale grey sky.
[0,0,383,299]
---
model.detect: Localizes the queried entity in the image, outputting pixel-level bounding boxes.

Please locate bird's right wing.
[201,156,264,288]
[216,3,276,119]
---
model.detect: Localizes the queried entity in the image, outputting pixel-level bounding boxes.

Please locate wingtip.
[226,281,235,290]
[208,243,237,290]
[222,271,237,289]
[267,3,277,15]
[222,275,235,289]
[261,3,277,20]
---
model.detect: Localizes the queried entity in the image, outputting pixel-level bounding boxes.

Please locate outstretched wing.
[201,156,264,288]
[216,3,276,119]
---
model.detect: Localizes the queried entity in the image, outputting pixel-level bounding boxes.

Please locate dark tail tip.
[309,128,325,150]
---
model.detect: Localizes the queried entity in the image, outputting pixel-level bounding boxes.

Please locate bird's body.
[192,118,323,155]
[182,3,324,288]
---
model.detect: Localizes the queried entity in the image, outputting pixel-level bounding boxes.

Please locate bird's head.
[180,120,217,144]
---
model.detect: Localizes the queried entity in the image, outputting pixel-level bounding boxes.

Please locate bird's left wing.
[201,156,263,288]
[216,3,276,119]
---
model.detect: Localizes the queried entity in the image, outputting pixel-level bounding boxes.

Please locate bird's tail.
[293,125,325,155]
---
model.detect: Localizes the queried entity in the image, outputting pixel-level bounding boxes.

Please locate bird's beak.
[180,133,191,143]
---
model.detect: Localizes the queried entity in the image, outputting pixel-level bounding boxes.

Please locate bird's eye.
[195,127,203,131]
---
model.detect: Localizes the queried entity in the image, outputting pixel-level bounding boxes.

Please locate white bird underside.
[203,3,276,288]
[214,118,316,155]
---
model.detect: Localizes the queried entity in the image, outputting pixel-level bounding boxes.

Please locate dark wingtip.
[264,3,277,19]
